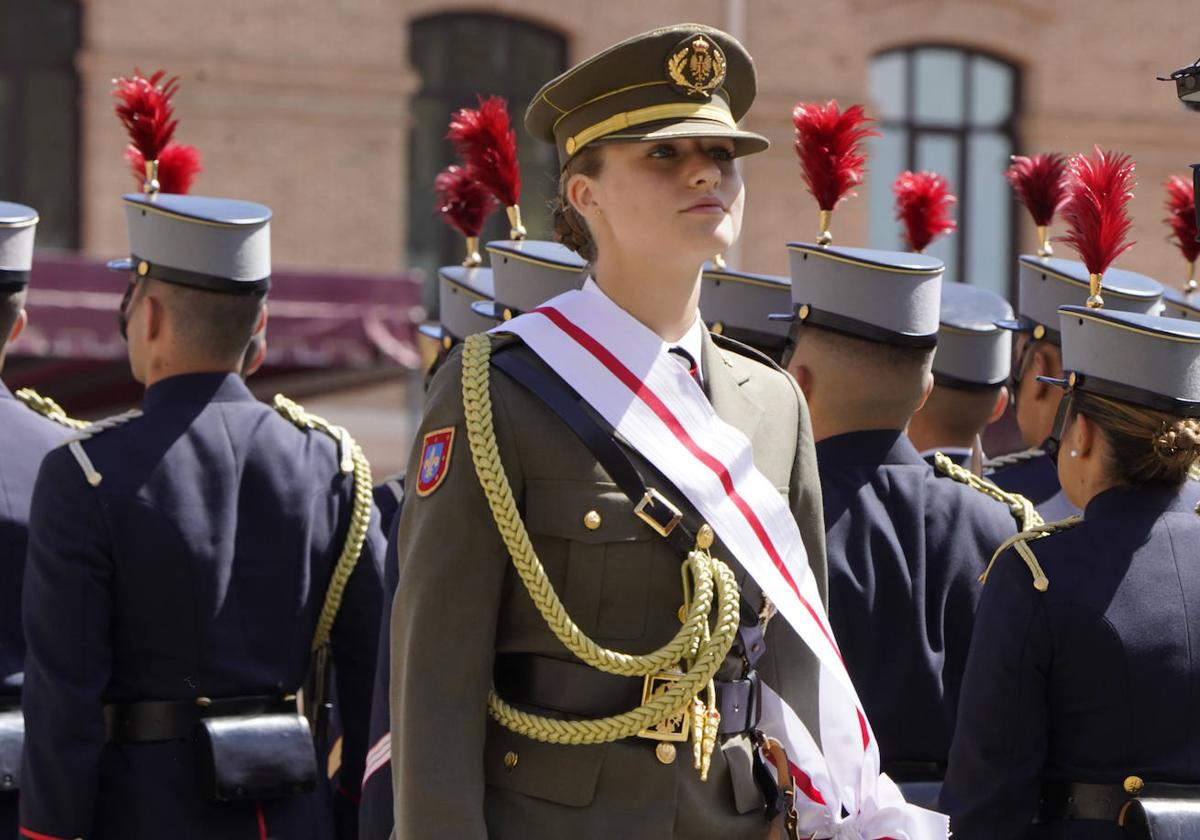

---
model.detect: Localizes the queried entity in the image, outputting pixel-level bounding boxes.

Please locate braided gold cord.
[979,515,1083,592]
[461,333,740,749]
[15,387,90,430]
[271,394,374,651]
[934,452,1045,533]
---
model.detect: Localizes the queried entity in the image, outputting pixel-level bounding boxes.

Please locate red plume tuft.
[124,143,202,194]
[1164,175,1200,265]
[112,69,180,162]
[1056,147,1136,276]
[792,101,879,211]
[893,171,957,252]
[446,96,521,207]
[433,165,497,238]
[1005,153,1069,227]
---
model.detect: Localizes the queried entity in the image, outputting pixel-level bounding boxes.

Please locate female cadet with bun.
[941,300,1200,838]
[388,22,945,840]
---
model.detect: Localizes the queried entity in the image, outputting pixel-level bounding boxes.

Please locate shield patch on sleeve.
[416,427,455,497]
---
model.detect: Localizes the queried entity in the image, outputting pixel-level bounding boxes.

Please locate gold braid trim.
[934,451,1045,533]
[15,387,90,430]
[979,516,1083,592]
[983,446,1045,472]
[272,394,373,651]
[461,334,738,772]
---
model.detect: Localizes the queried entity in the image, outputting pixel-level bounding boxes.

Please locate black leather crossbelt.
[104,694,297,743]
[495,653,761,736]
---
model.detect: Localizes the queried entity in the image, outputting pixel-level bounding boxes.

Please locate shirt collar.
[581,277,705,382]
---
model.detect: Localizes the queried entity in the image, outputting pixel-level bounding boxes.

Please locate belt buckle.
[637,670,691,742]
[633,488,683,538]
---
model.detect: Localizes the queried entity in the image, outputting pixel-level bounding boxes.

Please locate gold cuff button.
[504,751,519,771]
[583,510,602,530]
[655,742,676,765]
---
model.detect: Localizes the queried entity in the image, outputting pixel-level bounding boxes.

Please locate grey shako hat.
[473,239,587,321]
[418,266,496,348]
[934,282,1013,389]
[1041,306,1200,416]
[775,243,945,348]
[1162,286,1200,321]
[0,201,38,291]
[996,256,1163,344]
[107,193,271,294]
[699,265,791,354]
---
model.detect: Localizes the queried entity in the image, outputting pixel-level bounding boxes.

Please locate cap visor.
[767,312,796,322]
[107,258,135,273]
[994,318,1026,331]
[470,300,503,321]
[1037,375,1069,389]
[595,118,769,158]
[417,323,445,341]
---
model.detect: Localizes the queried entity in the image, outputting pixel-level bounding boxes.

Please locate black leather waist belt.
[494,654,760,736]
[882,761,944,783]
[105,695,298,744]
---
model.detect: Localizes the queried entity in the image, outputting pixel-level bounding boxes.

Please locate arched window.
[406,14,567,284]
[0,0,80,249]
[867,46,1020,297]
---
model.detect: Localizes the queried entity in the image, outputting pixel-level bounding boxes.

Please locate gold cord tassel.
[816,209,833,246]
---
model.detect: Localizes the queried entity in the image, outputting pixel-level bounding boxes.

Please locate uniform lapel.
[700,329,764,445]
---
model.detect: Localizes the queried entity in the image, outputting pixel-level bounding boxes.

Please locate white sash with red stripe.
[495,289,947,839]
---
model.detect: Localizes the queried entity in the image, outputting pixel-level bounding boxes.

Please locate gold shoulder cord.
[272,394,373,651]
[934,452,1045,533]
[982,447,1044,472]
[460,333,739,779]
[979,516,1083,592]
[15,387,90,430]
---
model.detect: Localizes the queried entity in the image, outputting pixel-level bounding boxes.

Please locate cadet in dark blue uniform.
[989,257,1162,519]
[942,304,1200,838]
[779,240,1028,802]
[909,282,1013,472]
[0,203,75,835]
[19,191,386,840]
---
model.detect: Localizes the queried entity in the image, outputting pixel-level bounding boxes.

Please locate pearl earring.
[1069,449,1078,458]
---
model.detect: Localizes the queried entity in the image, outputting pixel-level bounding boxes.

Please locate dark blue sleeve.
[19,448,113,838]
[940,544,1051,838]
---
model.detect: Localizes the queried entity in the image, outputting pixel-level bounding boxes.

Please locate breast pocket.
[524,479,656,641]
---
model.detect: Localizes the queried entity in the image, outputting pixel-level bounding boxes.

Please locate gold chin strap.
[461,333,739,779]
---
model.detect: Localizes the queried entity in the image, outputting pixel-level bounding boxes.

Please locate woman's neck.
[591,252,702,343]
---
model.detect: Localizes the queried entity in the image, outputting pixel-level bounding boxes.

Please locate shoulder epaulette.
[983,446,1044,472]
[979,515,1083,592]
[933,451,1044,533]
[64,409,144,487]
[272,393,373,652]
[14,387,90,430]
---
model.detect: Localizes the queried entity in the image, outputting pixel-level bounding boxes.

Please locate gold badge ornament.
[666,34,727,98]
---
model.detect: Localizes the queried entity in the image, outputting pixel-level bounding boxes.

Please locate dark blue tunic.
[941,484,1200,839]
[0,381,71,834]
[19,373,386,840]
[989,451,1080,521]
[816,430,1018,768]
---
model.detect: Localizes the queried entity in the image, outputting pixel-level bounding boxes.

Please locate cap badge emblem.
[666,35,726,98]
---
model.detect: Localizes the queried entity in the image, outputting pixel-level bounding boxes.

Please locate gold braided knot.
[461,334,740,754]
[934,452,1044,533]
[15,387,90,430]
[271,394,374,650]
[979,515,1082,592]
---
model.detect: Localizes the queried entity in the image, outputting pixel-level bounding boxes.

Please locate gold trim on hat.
[1030,262,1154,302]
[787,245,944,277]
[1069,309,1200,343]
[0,215,38,229]
[566,102,737,156]
[484,245,586,274]
[122,198,261,229]
[701,270,788,291]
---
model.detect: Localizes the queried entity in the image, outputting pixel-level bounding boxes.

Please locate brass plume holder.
[1086,273,1104,309]
[712,253,727,269]
[462,236,482,268]
[1036,225,1054,259]
[506,205,528,241]
[816,209,833,246]
[142,159,161,196]
[1186,261,1196,295]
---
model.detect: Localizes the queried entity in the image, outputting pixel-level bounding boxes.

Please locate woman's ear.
[1073,410,1097,459]
[565,170,600,222]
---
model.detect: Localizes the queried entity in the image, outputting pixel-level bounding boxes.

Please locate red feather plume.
[112,69,180,162]
[1056,147,1136,276]
[433,165,497,238]
[446,96,521,207]
[792,101,878,211]
[1164,175,1200,265]
[124,143,202,194]
[1005,153,1069,227]
[893,171,957,252]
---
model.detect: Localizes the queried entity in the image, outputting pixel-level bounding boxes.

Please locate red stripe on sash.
[534,308,857,699]
[255,801,268,840]
[20,829,72,840]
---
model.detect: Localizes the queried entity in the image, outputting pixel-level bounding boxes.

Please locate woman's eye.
[709,146,735,161]
[648,144,676,159]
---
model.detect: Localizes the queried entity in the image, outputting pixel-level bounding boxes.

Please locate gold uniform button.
[136,260,150,277]
[655,742,676,765]
[504,751,519,771]
[1124,775,1144,795]
[677,604,687,623]
[583,510,602,530]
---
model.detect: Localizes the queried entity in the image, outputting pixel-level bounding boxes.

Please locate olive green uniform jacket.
[389,330,828,839]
